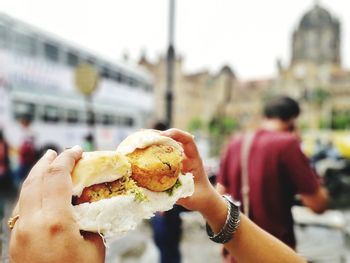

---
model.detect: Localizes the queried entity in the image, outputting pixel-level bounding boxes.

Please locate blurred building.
[275,2,350,130]
[139,55,237,130]
[141,1,350,133]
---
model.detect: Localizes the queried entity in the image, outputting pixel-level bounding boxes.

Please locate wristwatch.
[206,195,241,244]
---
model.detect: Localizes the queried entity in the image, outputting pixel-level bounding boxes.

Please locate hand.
[161,129,218,214]
[9,146,105,263]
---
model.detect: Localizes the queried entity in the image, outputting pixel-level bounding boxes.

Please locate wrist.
[199,190,228,233]
[206,195,241,244]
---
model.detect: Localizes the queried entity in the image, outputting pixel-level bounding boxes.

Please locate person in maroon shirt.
[217,96,329,262]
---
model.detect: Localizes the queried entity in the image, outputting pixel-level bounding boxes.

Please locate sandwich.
[72,130,194,241]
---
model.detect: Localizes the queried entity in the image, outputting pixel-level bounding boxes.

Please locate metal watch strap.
[206,195,240,244]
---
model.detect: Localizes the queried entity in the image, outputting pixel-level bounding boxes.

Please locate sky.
[0,0,349,80]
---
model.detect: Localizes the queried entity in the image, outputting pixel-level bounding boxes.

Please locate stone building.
[275,2,350,129]
[291,3,341,66]
[139,55,237,130]
[226,1,350,131]
[140,1,350,133]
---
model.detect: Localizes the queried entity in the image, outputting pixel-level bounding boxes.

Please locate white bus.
[0,13,154,151]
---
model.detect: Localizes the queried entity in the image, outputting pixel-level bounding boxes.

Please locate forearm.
[300,187,329,214]
[199,190,306,263]
[227,215,306,263]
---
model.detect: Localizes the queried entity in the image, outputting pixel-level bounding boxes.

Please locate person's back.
[217,96,329,262]
[219,129,320,247]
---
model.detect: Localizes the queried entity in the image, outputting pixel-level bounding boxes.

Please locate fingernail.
[45,149,57,158]
[72,145,83,152]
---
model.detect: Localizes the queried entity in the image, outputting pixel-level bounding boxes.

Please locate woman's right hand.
[161,129,219,213]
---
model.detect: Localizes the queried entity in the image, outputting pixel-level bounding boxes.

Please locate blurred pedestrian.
[83,133,95,151]
[0,129,15,219]
[217,96,329,263]
[150,121,184,263]
[15,116,37,187]
[0,130,12,191]
[16,136,36,186]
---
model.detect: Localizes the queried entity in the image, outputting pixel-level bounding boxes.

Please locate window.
[86,57,96,66]
[128,77,136,87]
[13,101,36,121]
[114,115,121,125]
[122,117,134,127]
[110,71,122,83]
[118,74,126,83]
[67,51,79,67]
[66,109,79,123]
[102,114,113,125]
[0,24,8,48]
[144,84,153,92]
[14,32,37,56]
[86,111,95,125]
[42,105,61,122]
[44,42,59,62]
[101,67,110,79]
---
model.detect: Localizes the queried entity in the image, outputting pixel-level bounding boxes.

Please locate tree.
[188,118,204,132]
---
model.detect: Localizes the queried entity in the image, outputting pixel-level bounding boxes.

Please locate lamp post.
[166,0,176,128]
[74,63,99,149]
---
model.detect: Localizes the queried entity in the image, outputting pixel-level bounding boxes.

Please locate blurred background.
[1,0,350,262]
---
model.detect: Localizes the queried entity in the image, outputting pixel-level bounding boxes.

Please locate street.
[105,210,350,263]
[2,202,350,263]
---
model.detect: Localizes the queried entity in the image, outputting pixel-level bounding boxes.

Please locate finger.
[161,129,199,159]
[19,150,57,217]
[176,196,191,210]
[12,201,19,217]
[181,158,193,174]
[42,146,82,213]
[82,232,106,260]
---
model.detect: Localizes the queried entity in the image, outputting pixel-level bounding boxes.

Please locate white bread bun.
[72,131,194,242]
[73,173,193,241]
[72,151,131,197]
[116,129,183,155]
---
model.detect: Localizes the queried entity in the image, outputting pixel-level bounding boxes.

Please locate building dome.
[291,2,341,66]
[300,4,334,29]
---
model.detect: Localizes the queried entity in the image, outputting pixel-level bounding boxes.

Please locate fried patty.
[126,144,182,192]
[73,177,140,204]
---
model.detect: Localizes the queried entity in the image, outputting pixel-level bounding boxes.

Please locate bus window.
[66,109,79,123]
[101,67,110,79]
[14,32,37,56]
[118,73,126,83]
[86,57,96,66]
[0,24,8,49]
[114,115,121,125]
[44,42,59,62]
[128,77,136,87]
[42,105,61,123]
[66,51,79,67]
[121,117,134,127]
[125,117,134,127]
[86,111,95,126]
[144,84,153,92]
[102,114,113,125]
[13,101,36,121]
[110,71,122,83]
